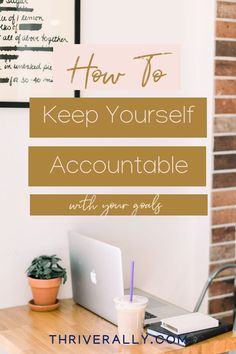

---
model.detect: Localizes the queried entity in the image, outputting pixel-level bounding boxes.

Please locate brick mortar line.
[211,220,236,225]
[216,18,236,23]
[215,77,236,81]
[214,130,236,135]
[215,96,236,99]
[215,76,236,80]
[209,292,234,300]
[209,274,236,280]
[210,257,236,263]
[214,133,236,137]
[212,186,236,192]
[212,209,236,212]
[215,114,236,117]
[210,240,236,247]
[209,309,234,317]
[217,0,236,2]
[214,169,236,174]
[217,0,236,3]
[212,224,236,228]
[213,133,236,136]
[209,275,236,282]
[212,223,236,229]
[216,37,236,42]
[210,240,236,248]
[214,151,236,156]
[209,258,236,264]
[212,205,236,211]
[215,57,236,61]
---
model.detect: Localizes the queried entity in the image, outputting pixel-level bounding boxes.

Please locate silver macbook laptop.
[69,231,189,325]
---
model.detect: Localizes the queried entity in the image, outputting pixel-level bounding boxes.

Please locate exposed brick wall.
[209,0,236,323]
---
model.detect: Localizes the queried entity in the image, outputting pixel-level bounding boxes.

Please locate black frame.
[0,0,80,108]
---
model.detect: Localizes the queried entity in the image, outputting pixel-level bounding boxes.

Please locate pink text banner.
[54,44,181,91]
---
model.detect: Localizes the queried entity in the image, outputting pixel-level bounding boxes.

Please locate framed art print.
[0,0,80,108]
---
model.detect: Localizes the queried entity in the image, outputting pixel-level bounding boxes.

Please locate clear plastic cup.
[114,295,148,345]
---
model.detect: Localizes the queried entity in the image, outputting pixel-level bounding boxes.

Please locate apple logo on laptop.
[90,270,97,285]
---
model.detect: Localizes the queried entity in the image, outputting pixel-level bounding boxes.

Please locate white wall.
[0,0,215,311]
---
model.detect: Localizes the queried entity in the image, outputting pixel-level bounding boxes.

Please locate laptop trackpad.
[149,305,187,319]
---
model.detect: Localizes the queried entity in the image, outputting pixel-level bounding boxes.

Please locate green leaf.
[26,254,67,284]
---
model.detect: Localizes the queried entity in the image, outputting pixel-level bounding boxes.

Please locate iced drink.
[114,295,148,345]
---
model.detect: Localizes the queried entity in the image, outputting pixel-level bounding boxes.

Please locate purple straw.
[129,261,135,302]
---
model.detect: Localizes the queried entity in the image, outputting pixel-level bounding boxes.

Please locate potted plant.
[26,255,67,308]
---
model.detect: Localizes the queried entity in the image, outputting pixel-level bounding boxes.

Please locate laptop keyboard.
[145,311,157,320]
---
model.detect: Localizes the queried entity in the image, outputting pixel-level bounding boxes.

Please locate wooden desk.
[0,299,235,354]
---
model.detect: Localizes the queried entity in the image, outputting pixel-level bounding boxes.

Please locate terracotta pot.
[28,277,61,306]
